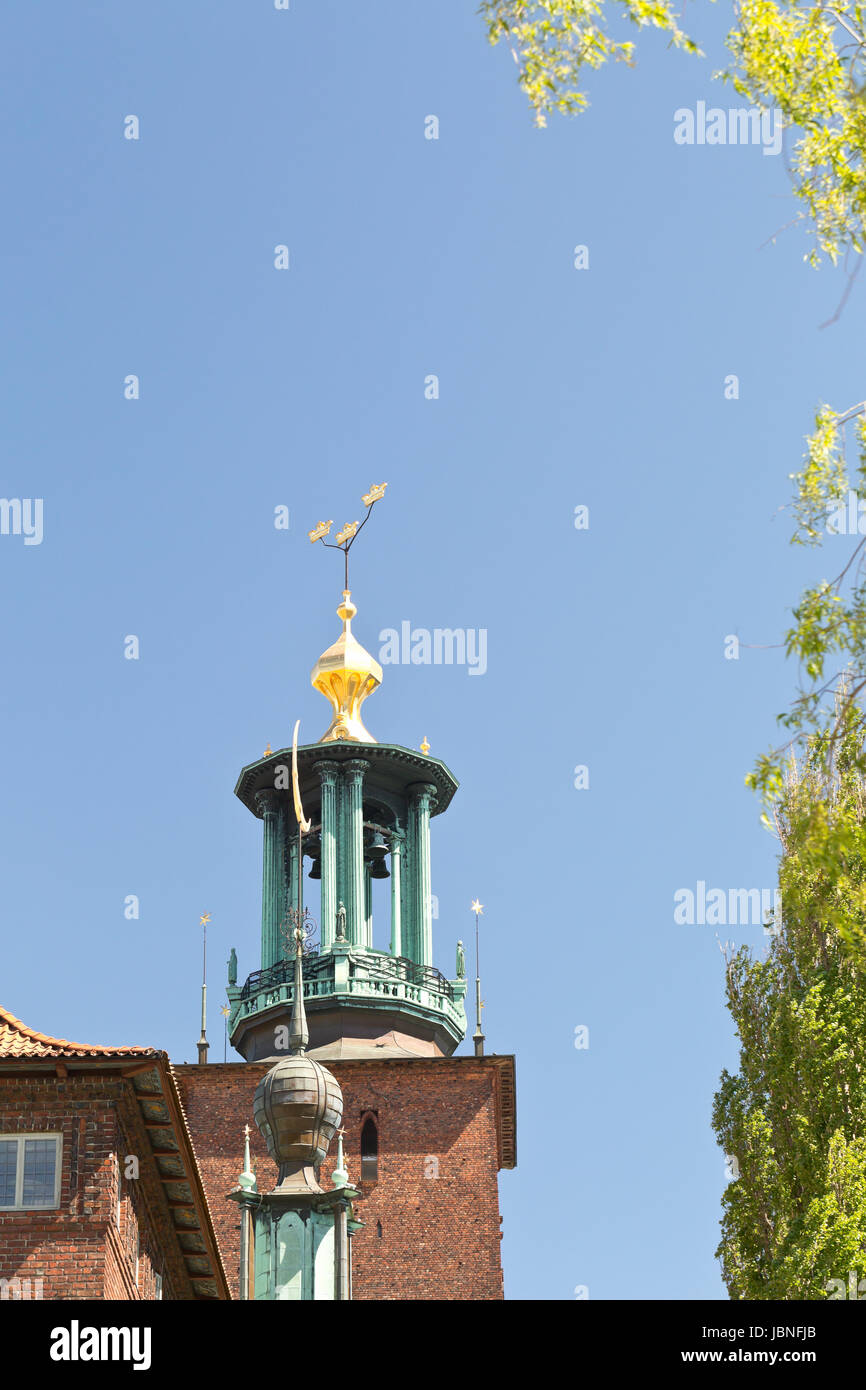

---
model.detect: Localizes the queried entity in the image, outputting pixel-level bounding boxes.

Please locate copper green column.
[409,784,437,967]
[315,761,339,950]
[344,760,369,948]
[389,826,403,958]
[364,865,373,949]
[255,789,281,970]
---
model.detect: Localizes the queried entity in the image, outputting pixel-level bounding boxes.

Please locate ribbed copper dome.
[253,1053,343,1194]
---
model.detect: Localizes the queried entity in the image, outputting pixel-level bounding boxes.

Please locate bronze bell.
[368,830,390,879]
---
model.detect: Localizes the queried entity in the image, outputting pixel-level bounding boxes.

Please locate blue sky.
[1,1,861,1300]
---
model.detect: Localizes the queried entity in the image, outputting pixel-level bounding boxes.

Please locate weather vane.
[308,482,388,590]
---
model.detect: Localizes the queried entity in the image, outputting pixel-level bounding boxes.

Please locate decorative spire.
[308,483,388,744]
[288,921,309,1054]
[310,592,383,743]
[238,1124,257,1192]
[331,1129,349,1188]
[471,900,486,1058]
[197,912,211,1065]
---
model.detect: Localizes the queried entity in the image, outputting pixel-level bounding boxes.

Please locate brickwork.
[175,1056,506,1301]
[0,1058,510,1301]
[0,1073,189,1301]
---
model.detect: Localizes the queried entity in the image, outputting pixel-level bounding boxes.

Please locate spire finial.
[239,1124,257,1191]
[308,485,388,744]
[197,912,211,1065]
[331,1128,349,1188]
[471,900,485,1058]
[288,919,310,1054]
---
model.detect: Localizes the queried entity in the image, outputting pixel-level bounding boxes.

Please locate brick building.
[0,543,517,1300]
[0,1006,228,1301]
[175,1053,515,1300]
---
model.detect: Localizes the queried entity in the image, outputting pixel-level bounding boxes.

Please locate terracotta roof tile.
[0,1004,158,1060]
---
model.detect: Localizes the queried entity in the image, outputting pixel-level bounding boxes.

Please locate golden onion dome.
[310,590,382,744]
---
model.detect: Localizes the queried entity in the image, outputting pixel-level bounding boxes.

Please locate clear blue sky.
[1,1,859,1301]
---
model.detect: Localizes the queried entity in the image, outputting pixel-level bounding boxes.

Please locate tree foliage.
[478,0,701,123]
[481,1,866,265]
[723,2,866,266]
[748,403,866,962]
[478,0,866,1298]
[714,716,866,1297]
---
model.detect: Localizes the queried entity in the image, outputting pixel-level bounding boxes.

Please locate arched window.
[360,1116,378,1184]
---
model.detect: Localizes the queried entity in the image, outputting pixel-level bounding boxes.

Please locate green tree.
[478,0,866,1297]
[749,403,866,965]
[481,1,866,266]
[714,714,866,1298]
[478,0,701,122]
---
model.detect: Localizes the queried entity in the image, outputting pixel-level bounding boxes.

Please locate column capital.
[313,760,341,785]
[254,788,280,818]
[408,782,438,808]
[344,759,370,778]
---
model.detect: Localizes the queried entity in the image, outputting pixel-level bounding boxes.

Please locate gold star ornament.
[471,899,484,916]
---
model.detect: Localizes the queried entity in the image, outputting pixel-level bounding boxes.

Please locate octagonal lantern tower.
[227,570,467,1063]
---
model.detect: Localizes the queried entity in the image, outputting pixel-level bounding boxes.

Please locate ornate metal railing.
[239,953,319,1000]
[358,952,453,999]
[239,949,453,1001]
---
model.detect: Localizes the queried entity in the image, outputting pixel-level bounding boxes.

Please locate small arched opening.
[360,1115,379,1185]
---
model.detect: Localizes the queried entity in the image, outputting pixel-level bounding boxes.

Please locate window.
[360,1116,378,1184]
[0,1133,61,1210]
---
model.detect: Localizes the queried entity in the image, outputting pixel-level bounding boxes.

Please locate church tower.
[226,600,468,1063]
[174,487,515,1300]
[226,492,467,1063]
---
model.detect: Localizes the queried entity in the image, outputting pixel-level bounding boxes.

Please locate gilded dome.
[310,591,382,744]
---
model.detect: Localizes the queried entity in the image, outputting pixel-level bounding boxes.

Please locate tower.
[174,488,515,1301]
[226,496,468,1064]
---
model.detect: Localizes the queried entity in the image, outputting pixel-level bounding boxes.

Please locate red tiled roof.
[0,1004,158,1060]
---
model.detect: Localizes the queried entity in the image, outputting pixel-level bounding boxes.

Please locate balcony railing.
[238,948,453,1002]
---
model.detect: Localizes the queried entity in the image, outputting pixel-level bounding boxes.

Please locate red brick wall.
[0,1074,187,1301]
[174,1057,505,1301]
[0,1073,117,1299]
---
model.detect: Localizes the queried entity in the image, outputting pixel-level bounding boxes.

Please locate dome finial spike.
[238,1123,257,1192]
[289,920,309,1055]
